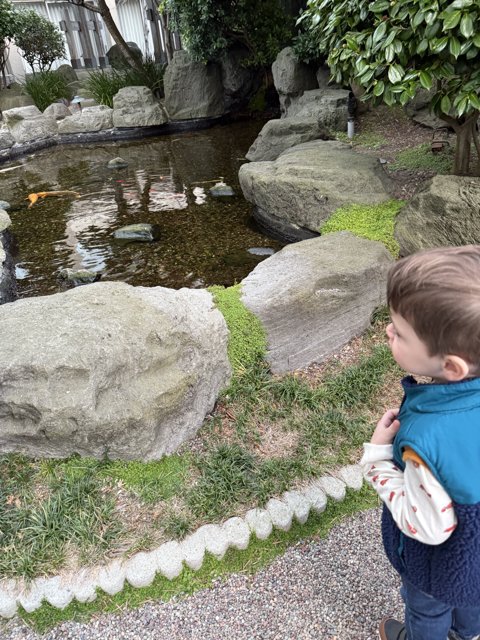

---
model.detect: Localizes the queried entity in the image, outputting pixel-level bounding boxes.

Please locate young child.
[360,245,480,640]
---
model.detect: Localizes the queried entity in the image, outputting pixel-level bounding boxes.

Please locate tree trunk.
[440,111,479,176]
[159,11,173,63]
[453,123,472,176]
[67,0,144,72]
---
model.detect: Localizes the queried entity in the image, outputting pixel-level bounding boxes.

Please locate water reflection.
[4,120,283,298]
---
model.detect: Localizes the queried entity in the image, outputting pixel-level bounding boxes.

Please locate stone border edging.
[0,465,364,619]
[0,114,229,166]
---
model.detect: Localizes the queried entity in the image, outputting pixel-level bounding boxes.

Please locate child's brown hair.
[387,245,480,365]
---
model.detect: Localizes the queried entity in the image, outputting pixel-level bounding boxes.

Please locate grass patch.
[0,456,120,579]
[335,130,386,149]
[209,284,267,378]
[101,455,191,504]
[320,200,403,256]
[19,485,379,633]
[390,143,453,174]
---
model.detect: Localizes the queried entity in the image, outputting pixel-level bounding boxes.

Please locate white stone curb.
[0,465,364,618]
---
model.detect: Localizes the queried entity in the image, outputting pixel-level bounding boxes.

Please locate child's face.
[386,311,447,379]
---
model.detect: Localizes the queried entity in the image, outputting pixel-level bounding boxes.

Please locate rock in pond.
[209,182,235,197]
[247,247,275,256]
[241,231,392,374]
[107,157,129,169]
[57,105,113,134]
[0,281,231,460]
[0,200,11,211]
[112,86,167,128]
[113,224,161,242]
[239,140,392,242]
[59,268,99,285]
[2,105,58,144]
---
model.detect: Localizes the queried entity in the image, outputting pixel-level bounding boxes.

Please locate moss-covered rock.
[320,200,403,257]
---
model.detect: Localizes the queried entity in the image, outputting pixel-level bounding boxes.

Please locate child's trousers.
[401,578,480,640]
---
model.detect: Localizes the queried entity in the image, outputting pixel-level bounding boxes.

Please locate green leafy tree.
[160,0,293,67]
[0,0,17,87]
[15,10,66,72]
[299,0,480,175]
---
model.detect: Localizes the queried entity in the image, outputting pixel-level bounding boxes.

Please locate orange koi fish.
[27,191,81,208]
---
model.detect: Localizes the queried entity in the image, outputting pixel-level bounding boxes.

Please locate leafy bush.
[161,0,293,66]
[86,58,166,108]
[22,70,71,111]
[15,9,66,71]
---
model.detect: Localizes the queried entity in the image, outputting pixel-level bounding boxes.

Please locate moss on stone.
[320,200,404,257]
[209,284,266,375]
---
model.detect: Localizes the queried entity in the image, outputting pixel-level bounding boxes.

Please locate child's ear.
[442,355,472,381]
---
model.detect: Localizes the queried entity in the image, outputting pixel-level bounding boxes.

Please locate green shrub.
[85,69,126,109]
[320,200,404,257]
[86,58,166,108]
[15,10,66,71]
[22,70,71,112]
[390,143,454,174]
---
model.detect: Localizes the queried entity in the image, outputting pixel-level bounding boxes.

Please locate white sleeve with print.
[360,443,457,545]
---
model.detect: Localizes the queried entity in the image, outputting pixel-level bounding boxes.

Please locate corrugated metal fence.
[13,0,181,73]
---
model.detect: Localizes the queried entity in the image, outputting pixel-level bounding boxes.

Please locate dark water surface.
[3,119,283,298]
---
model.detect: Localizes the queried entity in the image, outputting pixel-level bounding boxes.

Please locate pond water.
[2,119,283,298]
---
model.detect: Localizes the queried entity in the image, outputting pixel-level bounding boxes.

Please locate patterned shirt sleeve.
[360,443,457,545]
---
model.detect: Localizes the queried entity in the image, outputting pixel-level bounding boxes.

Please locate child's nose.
[386,323,394,340]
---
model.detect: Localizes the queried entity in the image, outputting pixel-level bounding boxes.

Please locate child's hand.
[370,409,400,445]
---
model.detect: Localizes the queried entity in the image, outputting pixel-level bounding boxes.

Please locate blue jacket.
[382,375,480,607]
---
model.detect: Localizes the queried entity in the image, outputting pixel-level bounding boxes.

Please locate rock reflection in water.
[4,120,283,297]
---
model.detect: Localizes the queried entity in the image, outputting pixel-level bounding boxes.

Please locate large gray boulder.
[43,102,71,121]
[241,231,392,374]
[405,88,443,129]
[285,89,350,131]
[246,117,331,162]
[112,86,167,128]
[164,50,224,120]
[272,47,318,115]
[0,210,16,305]
[394,175,480,256]
[106,42,142,69]
[239,140,392,242]
[58,105,113,133]
[220,44,262,111]
[2,105,58,144]
[0,282,231,460]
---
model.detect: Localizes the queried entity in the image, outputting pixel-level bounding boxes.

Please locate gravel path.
[0,508,403,640]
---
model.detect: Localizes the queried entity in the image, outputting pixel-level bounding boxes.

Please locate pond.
[2,119,283,298]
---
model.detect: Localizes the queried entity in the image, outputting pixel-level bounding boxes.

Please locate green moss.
[320,200,404,257]
[20,485,379,633]
[209,284,267,375]
[335,130,386,149]
[100,454,191,504]
[390,143,453,174]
